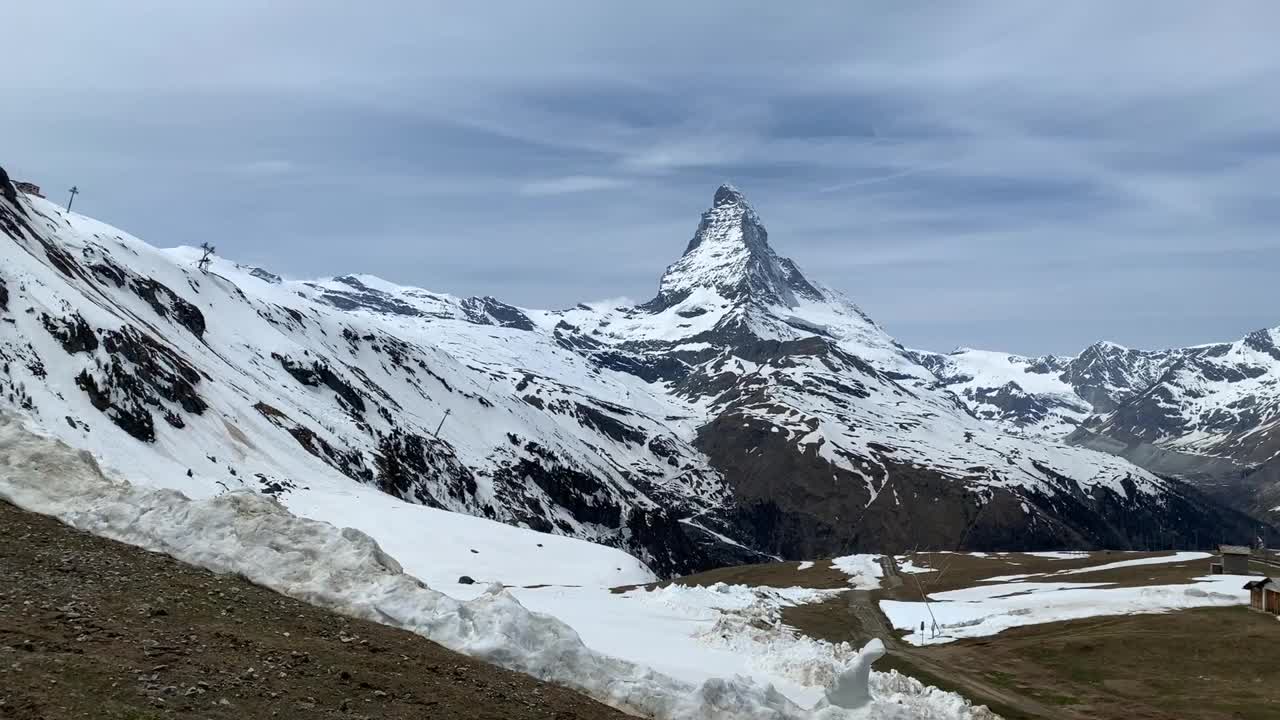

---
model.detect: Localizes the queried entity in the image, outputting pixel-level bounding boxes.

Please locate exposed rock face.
[0,175,1271,583]
[0,168,16,205]
[1059,342,1175,413]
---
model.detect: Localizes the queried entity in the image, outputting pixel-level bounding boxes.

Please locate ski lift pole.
[432,408,451,438]
[912,571,940,643]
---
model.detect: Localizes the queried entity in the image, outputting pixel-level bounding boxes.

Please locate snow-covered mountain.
[914,331,1280,521]
[0,169,1266,577]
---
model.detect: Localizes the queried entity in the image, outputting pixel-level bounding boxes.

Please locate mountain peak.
[713,183,747,207]
[647,185,824,310]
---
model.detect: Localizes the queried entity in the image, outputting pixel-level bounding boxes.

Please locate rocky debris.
[0,499,628,720]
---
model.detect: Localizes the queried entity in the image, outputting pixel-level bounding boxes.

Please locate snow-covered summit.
[651,184,825,311]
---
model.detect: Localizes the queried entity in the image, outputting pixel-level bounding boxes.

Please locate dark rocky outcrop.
[41,312,98,354]
[461,296,536,331]
[272,353,366,414]
[128,277,206,338]
[76,369,156,442]
[374,428,477,506]
[0,166,17,205]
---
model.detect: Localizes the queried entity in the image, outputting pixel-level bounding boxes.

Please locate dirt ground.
[0,500,629,720]
[667,550,1280,720]
[920,606,1280,720]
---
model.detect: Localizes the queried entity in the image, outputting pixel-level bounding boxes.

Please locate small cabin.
[1210,545,1252,575]
[1243,577,1280,615]
[14,181,43,198]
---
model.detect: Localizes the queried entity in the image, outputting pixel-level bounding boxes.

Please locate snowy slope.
[526,186,1258,553]
[0,170,1264,573]
[1082,329,1280,465]
[910,349,1091,438]
[0,413,996,719]
[914,328,1280,520]
[0,182,737,576]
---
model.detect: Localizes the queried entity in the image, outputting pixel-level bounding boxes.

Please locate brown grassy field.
[660,551,1280,719]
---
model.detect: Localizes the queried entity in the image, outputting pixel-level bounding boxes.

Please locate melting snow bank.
[832,554,885,589]
[1055,551,1210,575]
[883,577,1249,645]
[0,417,995,719]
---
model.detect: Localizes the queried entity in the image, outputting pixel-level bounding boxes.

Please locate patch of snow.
[832,555,884,589]
[882,575,1249,646]
[1023,551,1090,560]
[1056,551,1210,575]
[979,574,1040,583]
[798,561,816,571]
[895,557,934,574]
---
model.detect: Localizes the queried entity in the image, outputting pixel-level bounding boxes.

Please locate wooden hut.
[1243,577,1279,614]
[1213,545,1252,575]
[14,181,43,198]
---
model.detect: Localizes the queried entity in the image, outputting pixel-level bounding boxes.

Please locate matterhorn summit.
[650,184,825,310]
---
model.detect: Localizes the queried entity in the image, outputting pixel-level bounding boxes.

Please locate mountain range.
[916,332,1280,524]
[0,167,1272,577]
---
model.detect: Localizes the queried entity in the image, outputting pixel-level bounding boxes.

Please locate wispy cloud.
[518,175,630,196]
[4,1,1280,354]
[230,159,297,176]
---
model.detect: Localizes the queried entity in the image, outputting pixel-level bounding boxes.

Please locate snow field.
[1055,551,1210,575]
[882,575,1250,645]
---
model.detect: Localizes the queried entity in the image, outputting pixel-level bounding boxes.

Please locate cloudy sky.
[5,2,1279,355]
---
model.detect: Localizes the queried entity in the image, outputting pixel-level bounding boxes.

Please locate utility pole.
[196,242,216,273]
[432,408,451,438]
[66,186,79,212]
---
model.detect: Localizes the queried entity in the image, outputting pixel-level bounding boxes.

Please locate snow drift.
[0,415,992,719]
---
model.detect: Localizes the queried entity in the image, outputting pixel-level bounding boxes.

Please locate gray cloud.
[4,1,1279,355]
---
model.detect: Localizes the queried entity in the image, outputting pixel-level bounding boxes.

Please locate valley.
[662,550,1279,720]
